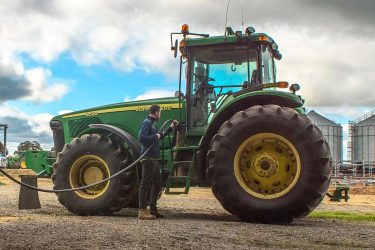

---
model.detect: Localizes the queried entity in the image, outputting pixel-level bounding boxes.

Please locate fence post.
[19,175,41,210]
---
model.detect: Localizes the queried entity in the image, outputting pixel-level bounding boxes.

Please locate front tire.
[207,105,331,223]
[52,134,136,215]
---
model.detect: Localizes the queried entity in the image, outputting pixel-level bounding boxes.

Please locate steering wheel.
[194,73,215,82]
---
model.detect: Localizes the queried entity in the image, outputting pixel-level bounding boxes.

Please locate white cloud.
[0,0,373,109]
[23,67,69,103]
[123,96,132,102]
[0,103,54,154]
[0,55,69,103]
[124,90,175,101]
[29,113,54,135]
[134,90,175,100]
[307,106,374,122]
[58,110,74,115]
[274,25,375,107]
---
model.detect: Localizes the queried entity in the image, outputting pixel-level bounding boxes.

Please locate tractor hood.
[52,97,180,121]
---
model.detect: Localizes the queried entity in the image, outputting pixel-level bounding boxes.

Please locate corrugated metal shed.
[307,110,343,162]
[351,112,375,162]
[355,114,375,126]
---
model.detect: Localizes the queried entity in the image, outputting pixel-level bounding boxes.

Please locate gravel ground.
[0,177,375,249]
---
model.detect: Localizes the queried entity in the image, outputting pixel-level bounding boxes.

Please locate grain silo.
[307,110,343,162]
[350,110,375,163]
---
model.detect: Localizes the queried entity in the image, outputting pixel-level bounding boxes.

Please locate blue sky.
[0,0,374,158]
[12,53,178,115]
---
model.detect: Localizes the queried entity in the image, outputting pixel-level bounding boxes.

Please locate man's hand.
[157,121,179,140]
[170,120,179,128]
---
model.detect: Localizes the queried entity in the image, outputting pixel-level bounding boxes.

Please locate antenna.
[241,4,244,32]
[224,0,231,36]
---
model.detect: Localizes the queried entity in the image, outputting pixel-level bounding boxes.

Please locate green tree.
[14,140,43,155]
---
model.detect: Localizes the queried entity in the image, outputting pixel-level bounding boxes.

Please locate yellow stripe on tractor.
[62,103,181,119]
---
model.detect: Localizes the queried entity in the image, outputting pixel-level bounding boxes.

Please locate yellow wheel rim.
[234,133,301,199]
[69,155,110,199]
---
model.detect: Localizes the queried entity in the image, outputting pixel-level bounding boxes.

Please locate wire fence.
[331,161,375,186]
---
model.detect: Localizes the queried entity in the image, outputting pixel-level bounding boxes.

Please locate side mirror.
[274,51,282,60]
[172,39,178,58]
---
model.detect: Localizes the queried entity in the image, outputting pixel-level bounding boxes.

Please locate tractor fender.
[198,92,303,178]
[89,124,141,159]
[88,124,142,183]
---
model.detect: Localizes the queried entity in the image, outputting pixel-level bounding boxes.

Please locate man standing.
[138,104,177,220]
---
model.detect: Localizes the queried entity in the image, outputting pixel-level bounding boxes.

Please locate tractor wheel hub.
[253,153,278,177]
[234,133,301,199]
[69,155,110,199]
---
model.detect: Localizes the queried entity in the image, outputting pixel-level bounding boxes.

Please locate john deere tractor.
[50,25,331,223]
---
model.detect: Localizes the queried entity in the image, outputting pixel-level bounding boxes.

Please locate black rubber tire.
[52,134,136,215]
[207,105,332,223]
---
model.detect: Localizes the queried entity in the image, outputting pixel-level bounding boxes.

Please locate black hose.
[0,146,152,193]
[0,119,173,193]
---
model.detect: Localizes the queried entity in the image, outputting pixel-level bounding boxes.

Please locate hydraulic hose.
[0,146,152,193]
[0,119,174,193]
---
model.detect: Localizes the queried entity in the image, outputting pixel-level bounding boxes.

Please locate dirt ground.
[0,172,375,249]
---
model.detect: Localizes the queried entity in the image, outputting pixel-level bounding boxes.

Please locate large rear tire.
[207,105,332,223]
[52,134,136,215]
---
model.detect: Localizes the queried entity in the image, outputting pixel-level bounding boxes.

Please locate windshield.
[189,45,258,127]
[191,46,258,94]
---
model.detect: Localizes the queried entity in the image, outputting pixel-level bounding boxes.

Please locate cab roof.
[184,33,277,47]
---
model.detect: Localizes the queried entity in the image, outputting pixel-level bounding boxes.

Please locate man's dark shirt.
[138,115,173,158]
[139,116,159,158]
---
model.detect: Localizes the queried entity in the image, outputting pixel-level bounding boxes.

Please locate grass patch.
[0,181,5,185]
[309,211,375,222]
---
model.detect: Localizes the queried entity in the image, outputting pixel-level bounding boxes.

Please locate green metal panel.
[52,97,186,144]
[6,155,21,169]
[24,150,54,176]
[213,90,303,119]
[204,90,304,132]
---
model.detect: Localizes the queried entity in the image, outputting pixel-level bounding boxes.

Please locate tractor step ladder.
[165,145,198,194]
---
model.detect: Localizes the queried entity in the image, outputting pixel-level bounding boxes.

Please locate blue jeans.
[138,159,161,210]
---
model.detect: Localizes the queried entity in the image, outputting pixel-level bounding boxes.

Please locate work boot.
[138,209,156,220]
[150,208,164,218]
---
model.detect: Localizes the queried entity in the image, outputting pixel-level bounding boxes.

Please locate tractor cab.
[171,25,284,129]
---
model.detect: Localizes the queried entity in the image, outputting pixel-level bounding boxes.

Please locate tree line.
[0,140,43,156]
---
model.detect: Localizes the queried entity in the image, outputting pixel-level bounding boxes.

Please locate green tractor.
[6,155,22,169]
[50,25,331,223]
